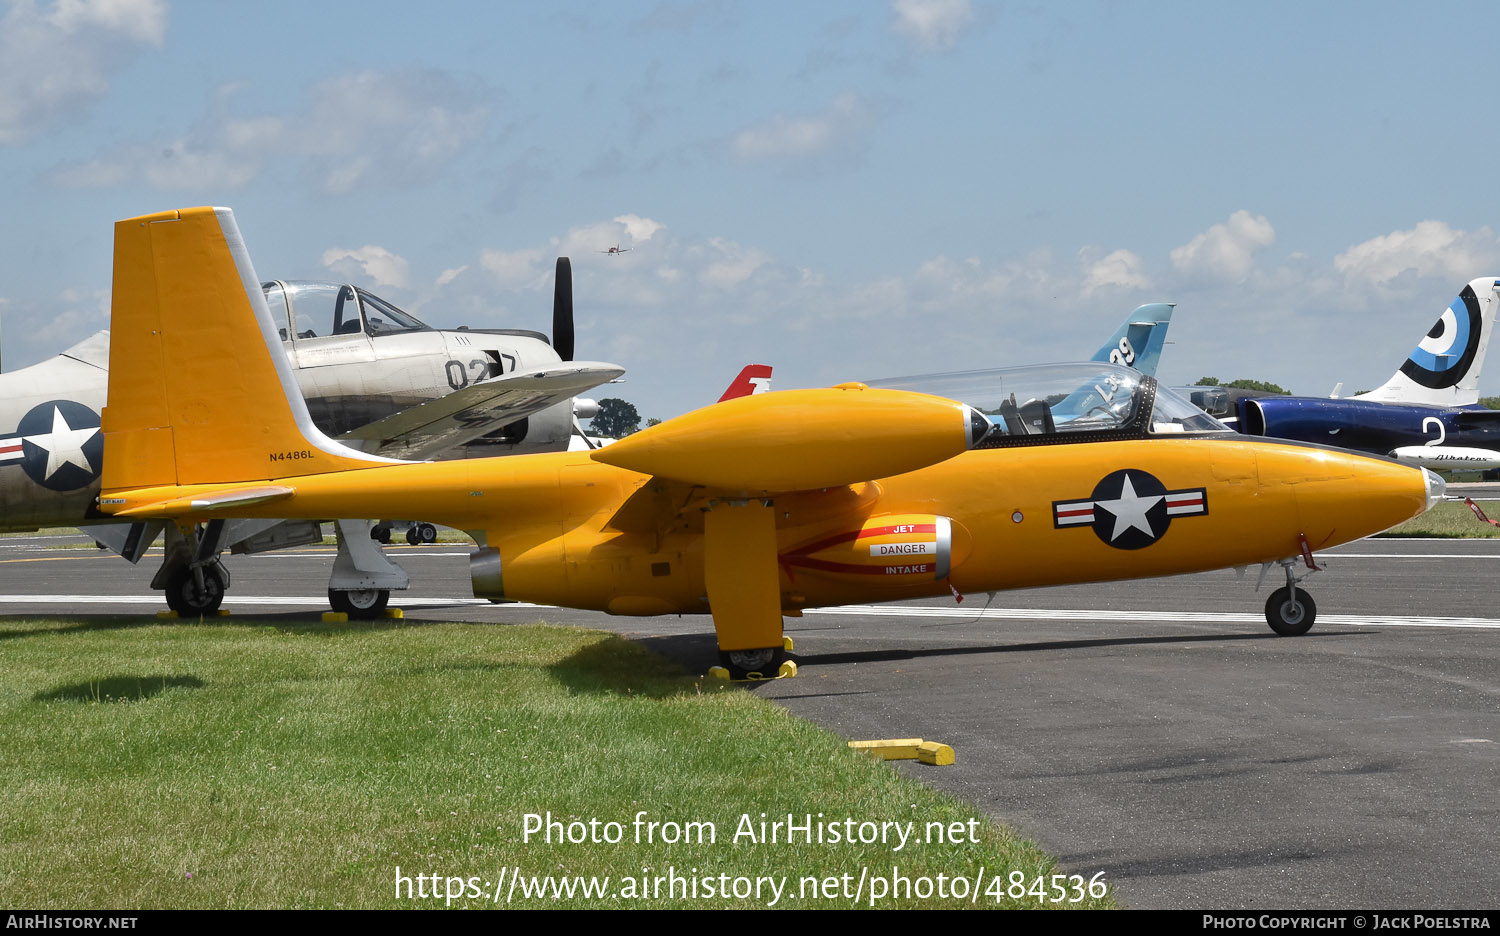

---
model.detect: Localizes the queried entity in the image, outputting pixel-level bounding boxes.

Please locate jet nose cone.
[1421,467,1447,513]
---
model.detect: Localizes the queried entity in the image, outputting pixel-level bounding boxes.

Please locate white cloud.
[698,237,770,289]
[615,214,664,243]
[49,0,165,42]
[1169,210,1276,282]
[891,0,975,52]
[0,0,167,146]
[1084,248,1152,295]
[29,287,110,357]
[321,245,411,290]
[435,266,468,288]
[730,92,873,163]
[479,248,548,290]
[49,69,490,192]
[1333,220,1500,287]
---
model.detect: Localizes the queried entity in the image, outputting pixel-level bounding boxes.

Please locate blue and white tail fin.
[1089,303,1175,377]
[1355,278,1500,406]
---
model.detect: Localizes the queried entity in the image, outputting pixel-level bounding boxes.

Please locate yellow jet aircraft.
[97,208,1444,676]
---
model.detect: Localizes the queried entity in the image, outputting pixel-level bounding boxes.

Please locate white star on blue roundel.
[1052,469,1208,550]
[15,400,103,492]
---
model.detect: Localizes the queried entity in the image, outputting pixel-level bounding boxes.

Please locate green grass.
[1376,500,1500,538]
[0,617,1108,909]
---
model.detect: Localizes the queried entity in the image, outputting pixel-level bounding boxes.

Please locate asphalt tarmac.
[3,531,1497,910]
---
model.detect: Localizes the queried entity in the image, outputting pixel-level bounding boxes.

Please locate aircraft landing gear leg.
[154,522,231,616]
[165,562,228,616]
[329,519,409,620]
[703,499,796,680]
[1265,558,1316,636]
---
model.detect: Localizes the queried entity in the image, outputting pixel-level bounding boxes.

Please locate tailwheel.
[1265,586,1316,636]
[329,588,390,620]
[718,646,786,681]
[165,564,227,616]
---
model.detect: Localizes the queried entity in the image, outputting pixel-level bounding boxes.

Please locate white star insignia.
[1094,473,1163,542]
[25,406,99,480]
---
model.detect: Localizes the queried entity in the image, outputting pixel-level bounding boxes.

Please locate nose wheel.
[1265,586,1316,636]
[1261,554,1318,636]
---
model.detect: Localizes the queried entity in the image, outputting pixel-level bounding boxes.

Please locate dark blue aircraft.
[1234,278,1500,472]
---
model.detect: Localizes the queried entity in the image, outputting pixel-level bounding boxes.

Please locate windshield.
[1149,384,1233,433]
[358,288,430,336]
[866,362,1228,443]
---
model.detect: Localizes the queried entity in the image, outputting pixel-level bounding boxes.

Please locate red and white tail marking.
[717,364,773,402]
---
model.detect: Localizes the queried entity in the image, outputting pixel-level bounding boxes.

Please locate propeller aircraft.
[0,249,621,616]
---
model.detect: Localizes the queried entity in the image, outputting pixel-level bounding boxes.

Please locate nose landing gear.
[1263,555,1317,636]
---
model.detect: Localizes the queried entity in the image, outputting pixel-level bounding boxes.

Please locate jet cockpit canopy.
[866,362,1229,445]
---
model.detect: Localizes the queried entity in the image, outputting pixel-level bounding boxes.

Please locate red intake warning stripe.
[785,522,938,558]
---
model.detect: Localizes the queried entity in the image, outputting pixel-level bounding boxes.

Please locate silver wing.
[338,361,624,460]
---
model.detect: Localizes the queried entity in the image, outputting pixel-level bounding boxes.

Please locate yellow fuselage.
[104,433,1429,617]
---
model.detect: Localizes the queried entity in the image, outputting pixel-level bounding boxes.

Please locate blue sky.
[2,0,1498,420]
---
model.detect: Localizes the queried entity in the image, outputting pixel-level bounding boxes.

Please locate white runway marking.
[0,594,535,608]
[2,594,1497,630]
[802,605,1500,630]
[1326,553,1500,559]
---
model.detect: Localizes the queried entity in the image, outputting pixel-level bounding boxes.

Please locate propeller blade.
[553,256,574,361]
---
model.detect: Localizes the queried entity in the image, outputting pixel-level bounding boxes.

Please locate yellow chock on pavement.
[216,609,232,617]
[322,612,349,623]
[849,738,955,765]
[384,608,404,619]
[917,741,955,766]
[155,610,178,620]
[782,635,795,651]
[848,739,926,761]
[708,662,797,682]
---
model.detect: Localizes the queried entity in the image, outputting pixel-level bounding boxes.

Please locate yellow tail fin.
[102,207,391,490]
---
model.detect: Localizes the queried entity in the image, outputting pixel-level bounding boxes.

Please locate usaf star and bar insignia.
[0,400,103,492]
[1052,468,1207,550]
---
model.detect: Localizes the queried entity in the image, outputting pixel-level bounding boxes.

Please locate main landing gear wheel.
[370,525,392,544]
[719,647,785,681]
[329,588,390,619]
[1265,586,1316,636]
[165,565,227,616]
[406,523,438,546]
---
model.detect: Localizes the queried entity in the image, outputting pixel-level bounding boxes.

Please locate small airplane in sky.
[96,207,1442,676]
[1231,278,1500,472]
[598,244,632,255]
[0,255,621,616]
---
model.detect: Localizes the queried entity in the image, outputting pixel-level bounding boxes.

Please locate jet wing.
[339,361,624,460]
